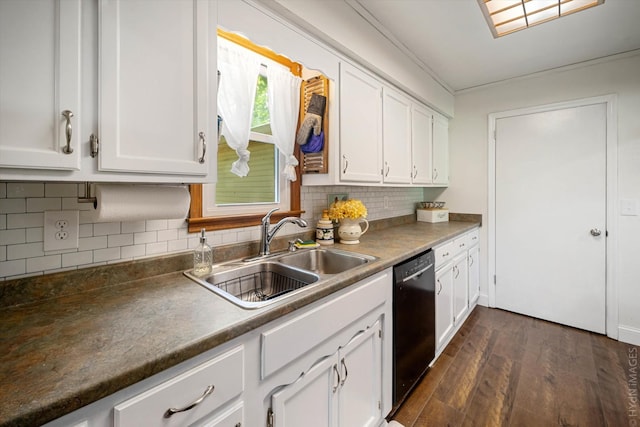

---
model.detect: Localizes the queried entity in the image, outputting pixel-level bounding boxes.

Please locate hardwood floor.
[392,306,639,427]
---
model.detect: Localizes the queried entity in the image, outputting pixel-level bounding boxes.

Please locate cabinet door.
[339,62,382,183]
[382,88,411,184]
[468,245,480,306]
[271,354,338,427]
[99,0,215,177]
[432,114,449,185]
[0,0,81,170]
[411,104,433,185]
[452,252,469,324]
[338,321,382,427]
[435,265,454,351]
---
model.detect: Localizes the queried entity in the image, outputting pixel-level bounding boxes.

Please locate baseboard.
[618,325,640,346]
[477,293,489,307]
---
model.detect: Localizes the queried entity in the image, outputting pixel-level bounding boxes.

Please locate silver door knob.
[590,228,602,236]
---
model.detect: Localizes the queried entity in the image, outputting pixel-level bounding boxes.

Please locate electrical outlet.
[44,210,79,251]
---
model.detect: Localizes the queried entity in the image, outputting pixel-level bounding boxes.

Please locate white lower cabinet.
[435,264,454,351]
[269,320,383,427]
[44,269,392,427]
[452,252,469,324]
[434,227,480,356]
[468,244,480,306]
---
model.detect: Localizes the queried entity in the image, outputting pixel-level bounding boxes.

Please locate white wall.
[445,52,640,343]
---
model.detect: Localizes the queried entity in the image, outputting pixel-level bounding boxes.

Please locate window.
[187,30,303,233]
[478,0,605,38]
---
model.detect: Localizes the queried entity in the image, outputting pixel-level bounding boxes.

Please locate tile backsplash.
[0,182,433,280]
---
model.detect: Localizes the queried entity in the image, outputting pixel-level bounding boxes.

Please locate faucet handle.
[262,208,279,225]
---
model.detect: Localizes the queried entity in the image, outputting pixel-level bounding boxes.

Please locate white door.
[435,265,454,351]
[271,353,337,427]
[468,245,480,306]
[432,114,449,185]
[411,104,433,185]
[99,0,213,176]
[338,322,382,427]
[452,252,468,325]
[0,0,81,170]
[382,88,411,184]
[339,62,382,183]
[495,102,607,333]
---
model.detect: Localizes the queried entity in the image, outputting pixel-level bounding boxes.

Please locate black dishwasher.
[392,249,436,410]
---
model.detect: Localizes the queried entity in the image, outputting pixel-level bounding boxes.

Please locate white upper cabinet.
[339,62,382,183]
[307,59,449,188]
[0,0,81,171]
[411,103,433,185]
[432,113,449,185]
[382,88,412,184]
[99,0,216,177]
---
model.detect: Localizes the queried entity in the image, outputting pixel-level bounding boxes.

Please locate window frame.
[187,29,303,233]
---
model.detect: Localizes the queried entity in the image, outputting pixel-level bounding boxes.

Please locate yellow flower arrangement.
[328,199,367,220]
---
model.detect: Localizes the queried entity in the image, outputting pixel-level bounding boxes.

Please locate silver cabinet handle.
[332,364,341,393]
[340,357,348,386]
[413,165,418,179]
[437,278,442,295]
[342,155,349,174]
[61,110,74,154]
[384,162,390,177]
[164,385,214,418]
[433,168,438,180]
[590,228,602,236]
[453,265,459,279]
[198,131,206,164]
[469,255,474,267]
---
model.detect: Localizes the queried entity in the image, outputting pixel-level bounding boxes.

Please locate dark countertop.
[0,220,479,427]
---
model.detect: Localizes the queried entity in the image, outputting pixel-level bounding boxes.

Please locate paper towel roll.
[90,184,191,223]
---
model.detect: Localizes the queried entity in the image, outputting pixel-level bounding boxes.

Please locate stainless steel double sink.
[184,248,376,309]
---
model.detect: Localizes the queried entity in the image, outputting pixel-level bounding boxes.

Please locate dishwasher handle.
[401,263,434,283]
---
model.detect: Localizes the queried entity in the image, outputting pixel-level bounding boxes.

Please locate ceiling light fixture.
[478,0,605,38]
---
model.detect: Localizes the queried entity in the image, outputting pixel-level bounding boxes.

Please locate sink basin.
[185,249,376,309]
[275,248,376,275]
[185,262,319,309]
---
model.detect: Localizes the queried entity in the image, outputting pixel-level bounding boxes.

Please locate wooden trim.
[187,30,304,233]
[217,28,301,76]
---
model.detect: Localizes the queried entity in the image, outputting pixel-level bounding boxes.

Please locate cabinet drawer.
[467,229,479,247]
[114,346,244,427]
[261,269,390,379]
[453,234,469,255]
[434,241,454,269]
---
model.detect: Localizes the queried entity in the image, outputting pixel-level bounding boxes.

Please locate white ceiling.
[351,0,640,92]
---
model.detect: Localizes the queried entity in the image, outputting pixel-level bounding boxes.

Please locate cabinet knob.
[61,110,74,154]
[163,385,214,418]
[198,131,206,164]
[590,228,602,237]
[332,364,341,393]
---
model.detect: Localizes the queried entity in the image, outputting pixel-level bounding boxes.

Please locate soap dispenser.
[193,228,213,276]
[316,209,334,245]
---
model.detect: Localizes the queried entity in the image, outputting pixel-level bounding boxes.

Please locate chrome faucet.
[259,208,308,256]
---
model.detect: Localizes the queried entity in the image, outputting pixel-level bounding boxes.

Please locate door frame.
[487,94,618,339]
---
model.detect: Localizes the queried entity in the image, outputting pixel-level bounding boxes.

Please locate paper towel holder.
[78,182,97,208]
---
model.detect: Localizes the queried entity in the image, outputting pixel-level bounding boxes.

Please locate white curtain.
[217,38,262,177]
[266,65,302,181]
